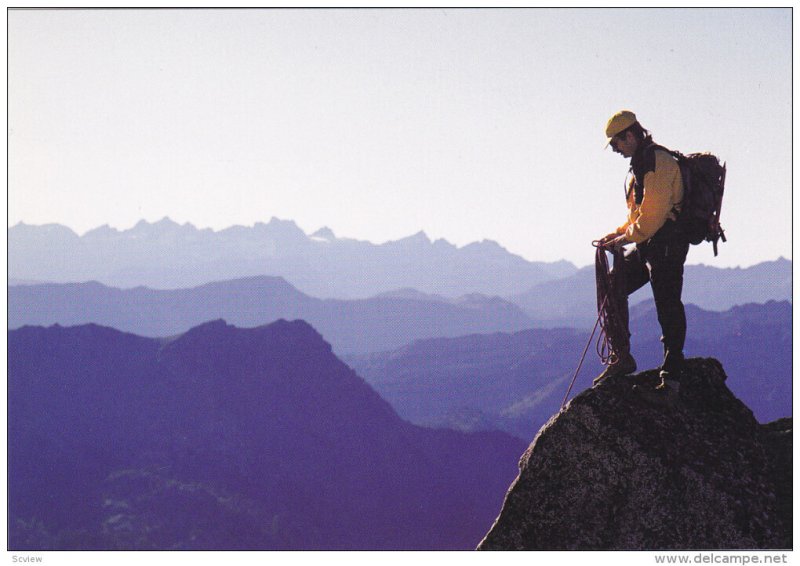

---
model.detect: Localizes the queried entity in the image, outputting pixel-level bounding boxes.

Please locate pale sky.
[8,8,792,268]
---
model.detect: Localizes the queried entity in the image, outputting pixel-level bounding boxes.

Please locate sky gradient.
[8,8,792,268]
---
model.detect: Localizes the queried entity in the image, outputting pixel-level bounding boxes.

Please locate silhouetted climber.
[594,111,689,390]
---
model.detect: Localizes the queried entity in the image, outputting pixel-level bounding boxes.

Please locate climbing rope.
[560,242,630,409]
[593,242,630,366]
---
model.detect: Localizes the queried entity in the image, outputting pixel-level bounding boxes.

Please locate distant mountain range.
[8,218,576,298]
[9,251,791,354]
[8,319,526,550]
[509,257,792,327]
[8,277,533,354]
[9,218,791,551]
[346,300,792,440]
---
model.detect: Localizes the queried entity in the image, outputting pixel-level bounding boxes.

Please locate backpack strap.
[711,162,727,256]
[630,142,658,204]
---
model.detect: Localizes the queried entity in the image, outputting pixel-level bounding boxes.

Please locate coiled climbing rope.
[560,242,631,408]
[593,242,630,366]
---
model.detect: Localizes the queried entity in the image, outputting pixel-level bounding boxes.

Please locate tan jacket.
[616,149,684,244]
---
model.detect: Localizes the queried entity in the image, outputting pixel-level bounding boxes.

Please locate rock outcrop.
[478,358,792,550]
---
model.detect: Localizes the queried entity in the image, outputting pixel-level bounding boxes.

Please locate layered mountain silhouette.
[8,277,533,354]
[509,257,792,327]
[8,219,575,298]
[8,319,526,550]
[347,300,792,440]
[477,359,791,550]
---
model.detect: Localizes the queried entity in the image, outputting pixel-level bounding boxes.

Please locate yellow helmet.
[605,110,638,147]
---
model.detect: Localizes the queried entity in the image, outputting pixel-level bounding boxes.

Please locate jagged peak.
[157,318,334,366]
[129,217,175,232]
[266,216,300,229]
[249,217,308,240]
[311,226,336,240]
[82,223,118,237]
[173,318,230,339]
[479,357,790,550]
[168,318,327,348]
[461,239,507,253]
[253,317,321,337]
[385,230,431,247]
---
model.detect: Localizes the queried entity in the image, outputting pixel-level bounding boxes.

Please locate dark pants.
[617,227,690,372]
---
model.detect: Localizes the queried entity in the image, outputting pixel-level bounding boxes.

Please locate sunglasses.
[612,129,630,144]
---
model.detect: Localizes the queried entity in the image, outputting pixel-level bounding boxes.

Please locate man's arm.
[623,151,681,243]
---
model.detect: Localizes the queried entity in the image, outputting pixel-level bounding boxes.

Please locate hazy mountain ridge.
[346,300,792,440]
[509,257,792,327]
[8,276,534,354]
[9,254,790,354]
[8,319,526,550]
[8,218,577,298]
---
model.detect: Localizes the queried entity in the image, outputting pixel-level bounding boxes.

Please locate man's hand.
[597,233,628,249]
[598,232,620,246]
[607,235,629,250]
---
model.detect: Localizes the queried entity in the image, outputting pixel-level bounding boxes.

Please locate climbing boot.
[659,350,684,380]
[657,350,684,393]
[657,369,681,394]
[593,354,637,385]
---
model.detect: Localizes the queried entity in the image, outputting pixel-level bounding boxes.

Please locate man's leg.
[594,247,650,384]
[617,245,652,344]
[647,239,690,376]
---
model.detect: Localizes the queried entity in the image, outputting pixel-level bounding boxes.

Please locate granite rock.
[478,358,791,550]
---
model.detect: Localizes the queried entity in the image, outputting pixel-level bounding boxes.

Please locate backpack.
[653,146,727,256]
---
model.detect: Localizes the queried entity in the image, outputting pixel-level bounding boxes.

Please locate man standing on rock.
[595,110,689,390]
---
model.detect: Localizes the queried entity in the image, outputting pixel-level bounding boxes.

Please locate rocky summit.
[477,358,792,550]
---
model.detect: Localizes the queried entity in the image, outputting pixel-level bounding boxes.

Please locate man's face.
[610,131,637,158]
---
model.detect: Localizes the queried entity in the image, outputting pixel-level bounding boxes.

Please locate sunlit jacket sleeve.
[621,150,684,244]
